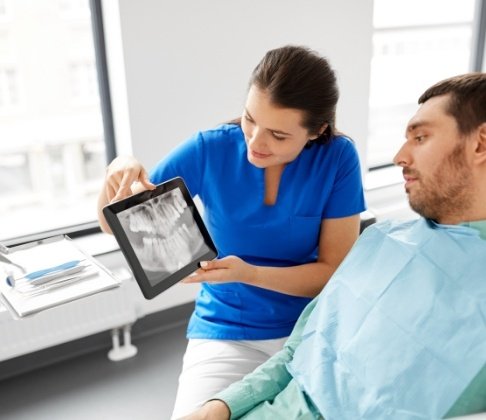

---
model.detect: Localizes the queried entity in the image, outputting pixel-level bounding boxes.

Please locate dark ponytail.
[249,45,339,145]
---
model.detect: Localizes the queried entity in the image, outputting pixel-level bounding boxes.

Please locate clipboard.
[0,235,121,318]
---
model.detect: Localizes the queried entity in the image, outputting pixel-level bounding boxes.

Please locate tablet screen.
[103,177,217,299]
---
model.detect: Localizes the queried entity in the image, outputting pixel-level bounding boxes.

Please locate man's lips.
[403,170,419,188]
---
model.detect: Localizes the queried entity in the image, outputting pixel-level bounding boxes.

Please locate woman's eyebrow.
[245,108,292,136]
[244,108,254,119]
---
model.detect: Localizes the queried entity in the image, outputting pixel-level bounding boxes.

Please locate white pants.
[170,337,288,419]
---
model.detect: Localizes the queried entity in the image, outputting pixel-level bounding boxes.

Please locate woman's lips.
[250,149,272,159]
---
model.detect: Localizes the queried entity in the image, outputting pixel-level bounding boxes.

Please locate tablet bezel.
[102,177,217,299]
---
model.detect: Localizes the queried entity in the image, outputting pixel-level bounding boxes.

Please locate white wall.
[102,0,374,170]
[100,0,376,307]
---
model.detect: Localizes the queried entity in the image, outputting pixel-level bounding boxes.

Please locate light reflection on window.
[367,0,476,168]
[0,0,106,240]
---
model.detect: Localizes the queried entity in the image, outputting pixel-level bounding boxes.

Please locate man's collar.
[460,220,486,240]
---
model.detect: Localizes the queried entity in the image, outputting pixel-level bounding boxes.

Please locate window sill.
[2,221,119,257]
[365,165,403,191]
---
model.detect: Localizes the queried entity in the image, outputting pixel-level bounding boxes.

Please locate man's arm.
[180,400,231,420]
[181,298,318,419]
[215,298,318,418]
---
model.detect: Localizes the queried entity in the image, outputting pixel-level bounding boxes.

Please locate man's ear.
[474,122,486,164]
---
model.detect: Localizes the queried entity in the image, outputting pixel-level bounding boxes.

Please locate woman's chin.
[247,155,271,168]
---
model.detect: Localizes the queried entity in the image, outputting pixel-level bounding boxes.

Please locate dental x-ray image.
[117,188,210,286]
[103,178,217,299]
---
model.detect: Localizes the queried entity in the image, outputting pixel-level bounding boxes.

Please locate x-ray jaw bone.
[118,189,205,273]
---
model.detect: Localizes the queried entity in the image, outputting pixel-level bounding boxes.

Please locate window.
[367,0,479,169]
[69,60,98,103]
[0,0,10,20]
[0,67,18,108]
[0,0,113,242]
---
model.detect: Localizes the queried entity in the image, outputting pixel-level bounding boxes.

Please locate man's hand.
[179,400,231,420]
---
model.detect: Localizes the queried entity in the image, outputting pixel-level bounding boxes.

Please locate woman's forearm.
[250,261,337,297]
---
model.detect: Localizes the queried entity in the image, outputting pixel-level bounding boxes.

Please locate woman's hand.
[97,155,156,233]
[182,256,257,285]
[104,155,155,203]
[179,400,231,420]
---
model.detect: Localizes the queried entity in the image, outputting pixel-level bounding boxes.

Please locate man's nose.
[393,142,410,167]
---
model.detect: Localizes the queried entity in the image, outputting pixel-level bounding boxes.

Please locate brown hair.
[248,45,340,145]
[418,73,486,136]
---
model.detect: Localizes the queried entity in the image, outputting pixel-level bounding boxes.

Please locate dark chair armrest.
[360,210,376,234]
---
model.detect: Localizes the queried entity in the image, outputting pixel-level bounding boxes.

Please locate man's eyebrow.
[406,121,431,134]
[244,108,292,136]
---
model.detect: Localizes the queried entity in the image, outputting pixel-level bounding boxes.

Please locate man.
[182,73,486,419]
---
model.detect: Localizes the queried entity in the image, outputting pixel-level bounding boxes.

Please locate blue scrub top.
[150,124,366,339]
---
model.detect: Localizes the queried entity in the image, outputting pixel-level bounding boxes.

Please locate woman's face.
[241,85,315,169]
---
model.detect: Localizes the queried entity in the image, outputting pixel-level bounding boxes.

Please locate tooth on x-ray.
[120,189,205,273]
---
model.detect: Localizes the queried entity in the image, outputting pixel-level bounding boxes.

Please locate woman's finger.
[105,181,116,202]
[141,171,156,190]
[111,171,135,202]
[198,258,233,271]
[182,269,229,284]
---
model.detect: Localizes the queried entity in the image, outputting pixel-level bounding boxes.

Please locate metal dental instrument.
[0,243,26,286]
[0,253,26,273]
[17,270,97,297]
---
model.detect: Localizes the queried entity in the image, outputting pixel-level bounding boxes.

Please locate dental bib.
[288,218,486,419]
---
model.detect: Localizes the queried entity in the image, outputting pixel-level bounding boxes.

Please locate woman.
[97,45,366,418]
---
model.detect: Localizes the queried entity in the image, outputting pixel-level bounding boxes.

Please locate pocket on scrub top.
[202,283,243,323]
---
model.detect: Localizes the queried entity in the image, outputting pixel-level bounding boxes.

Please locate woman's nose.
[248,127,265,147]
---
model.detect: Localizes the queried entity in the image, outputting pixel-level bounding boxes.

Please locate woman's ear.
[309,123,328,141]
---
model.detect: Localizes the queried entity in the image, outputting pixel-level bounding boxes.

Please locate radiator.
[0,267,136,362]
[0,248,199,363]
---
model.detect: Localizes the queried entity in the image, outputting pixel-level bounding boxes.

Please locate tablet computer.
[102,177,218,299]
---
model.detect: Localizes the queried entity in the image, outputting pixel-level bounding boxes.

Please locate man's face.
[393,94,474,224]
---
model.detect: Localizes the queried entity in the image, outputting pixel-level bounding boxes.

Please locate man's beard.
[406,143,474,222]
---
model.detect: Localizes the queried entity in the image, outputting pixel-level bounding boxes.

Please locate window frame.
[472,0,486,70]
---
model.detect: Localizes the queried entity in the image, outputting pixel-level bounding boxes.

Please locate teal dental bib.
[288,218,486,419]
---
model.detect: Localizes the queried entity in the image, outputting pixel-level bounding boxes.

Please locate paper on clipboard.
[0,235,120,318]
